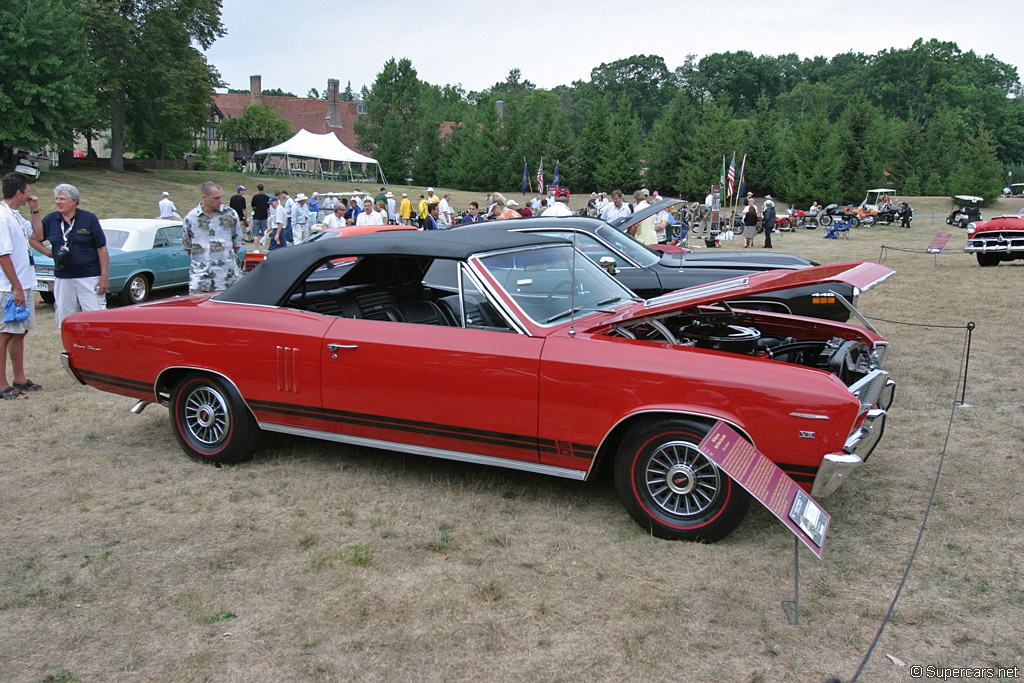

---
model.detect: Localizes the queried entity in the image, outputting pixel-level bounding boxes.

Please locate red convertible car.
[964,208,1024,266]
[60,231,896,542]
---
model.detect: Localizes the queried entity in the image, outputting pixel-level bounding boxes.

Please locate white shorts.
[55,276,106,327]
[0,289,36,334]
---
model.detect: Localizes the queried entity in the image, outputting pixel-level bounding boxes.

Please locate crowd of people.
[1,171,866,401]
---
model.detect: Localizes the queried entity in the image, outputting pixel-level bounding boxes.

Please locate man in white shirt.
[282,191,296,243]
[530,193,542,213]
[355,198,383,226]
[386,192,397,223]
[438,194,453,226]
[322,204,346,230]
[0,172,44,399]
[158,191,178,218]
[542,196,573,217]
[600,190,632,225]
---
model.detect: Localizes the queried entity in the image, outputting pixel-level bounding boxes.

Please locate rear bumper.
[32,275,54,292]
[60,352,86,385]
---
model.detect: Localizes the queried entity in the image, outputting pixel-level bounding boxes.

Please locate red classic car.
[60,231,896,542]
[964,207,1024,266]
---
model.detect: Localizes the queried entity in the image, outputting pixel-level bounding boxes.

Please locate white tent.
[253,129,384,183]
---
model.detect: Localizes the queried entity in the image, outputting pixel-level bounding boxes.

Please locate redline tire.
[170,372,259,465]
[614,418,751,542]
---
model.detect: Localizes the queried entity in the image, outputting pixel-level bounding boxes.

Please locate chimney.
[495,99,504,119]
[249,75,262,105]
[326,78,340,127]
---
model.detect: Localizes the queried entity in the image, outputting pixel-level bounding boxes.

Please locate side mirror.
[599,256,617,275]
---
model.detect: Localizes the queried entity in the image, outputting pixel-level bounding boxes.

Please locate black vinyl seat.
[385,300,451,326]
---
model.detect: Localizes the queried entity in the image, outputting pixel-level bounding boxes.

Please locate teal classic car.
[33,218,245,305]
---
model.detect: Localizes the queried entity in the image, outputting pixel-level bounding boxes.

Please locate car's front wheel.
[121,273,151,305]
[614,418,751,542]
[170,372,260,465]
[977,253,1001,267]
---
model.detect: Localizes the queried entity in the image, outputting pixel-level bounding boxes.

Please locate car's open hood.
[600,260,894,325]
[657,250,817,270]
[609,198,686,232]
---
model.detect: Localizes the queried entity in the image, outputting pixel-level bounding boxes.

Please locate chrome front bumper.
[811,376,894,498]
[964,232,1024,252]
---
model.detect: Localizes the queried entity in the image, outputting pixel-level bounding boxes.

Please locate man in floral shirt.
[182,181,243,294]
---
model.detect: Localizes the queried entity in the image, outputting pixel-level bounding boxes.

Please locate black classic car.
[453,202,869,321]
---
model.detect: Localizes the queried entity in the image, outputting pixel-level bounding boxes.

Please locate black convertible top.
[216,229,568,306]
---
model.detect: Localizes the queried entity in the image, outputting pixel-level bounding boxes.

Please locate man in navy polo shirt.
[38,183,109,326]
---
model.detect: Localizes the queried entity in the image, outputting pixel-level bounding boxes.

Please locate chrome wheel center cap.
[196,405,216,428]
[666,465,696,495]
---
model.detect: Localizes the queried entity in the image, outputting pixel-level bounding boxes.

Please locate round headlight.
[966,223,977,234]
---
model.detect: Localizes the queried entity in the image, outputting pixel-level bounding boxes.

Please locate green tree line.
[1,0,222,171]
[357,41,1020,203]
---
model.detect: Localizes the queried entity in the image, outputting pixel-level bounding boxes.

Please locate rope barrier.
[844,321,974,682]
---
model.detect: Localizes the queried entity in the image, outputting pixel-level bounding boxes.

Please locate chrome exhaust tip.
[130,400,151,415]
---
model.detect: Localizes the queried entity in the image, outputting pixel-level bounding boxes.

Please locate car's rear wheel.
[614,418,751,542]
[39,292,54,304]
[121,273,151,305]
[170,372,259,465]
[977,253,1000,267]
[818,214,832,226]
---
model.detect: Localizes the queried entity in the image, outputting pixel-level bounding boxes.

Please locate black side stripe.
[78,369,152,393]
[248,398,596,460]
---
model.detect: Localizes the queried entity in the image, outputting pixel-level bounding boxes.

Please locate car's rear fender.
[154,366,258,426]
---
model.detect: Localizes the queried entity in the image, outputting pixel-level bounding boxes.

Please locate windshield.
[103,229,130,249]
[477,244,636,325]
[594,225,660,267]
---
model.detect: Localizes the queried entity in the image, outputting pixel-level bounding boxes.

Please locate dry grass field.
[1,169,1022,682]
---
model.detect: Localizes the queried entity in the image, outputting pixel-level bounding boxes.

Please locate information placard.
[698,421,830,557]
[926,233,953,253]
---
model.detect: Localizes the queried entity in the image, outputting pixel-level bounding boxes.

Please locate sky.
[205,0,1023,97]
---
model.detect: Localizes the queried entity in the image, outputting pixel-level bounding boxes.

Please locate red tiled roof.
[213,93,366,153]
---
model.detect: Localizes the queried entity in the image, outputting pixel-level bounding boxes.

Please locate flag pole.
[525,157,534,195]
[734,153,748,230]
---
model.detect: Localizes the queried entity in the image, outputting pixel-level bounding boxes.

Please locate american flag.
[537,159,544,193]
[726,153,736,198]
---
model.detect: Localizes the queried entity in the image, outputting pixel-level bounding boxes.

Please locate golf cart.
[854,188,898,225]
[945,195,983,229]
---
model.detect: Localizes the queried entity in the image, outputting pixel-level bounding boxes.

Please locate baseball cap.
[237,185,246,191]
[161,191,169,196]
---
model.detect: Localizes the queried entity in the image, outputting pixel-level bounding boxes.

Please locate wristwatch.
[31,210,39,214]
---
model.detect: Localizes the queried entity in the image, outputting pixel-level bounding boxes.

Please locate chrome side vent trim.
[276,346,299,392]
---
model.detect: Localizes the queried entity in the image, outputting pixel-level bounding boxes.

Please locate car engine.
[607,304,880,387]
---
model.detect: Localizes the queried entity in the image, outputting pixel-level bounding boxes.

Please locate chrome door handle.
[327,343,358,351]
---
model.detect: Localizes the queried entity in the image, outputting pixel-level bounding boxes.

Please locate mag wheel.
[121,274,151,305]
[170,372,259,465]
[614,418,751,542]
